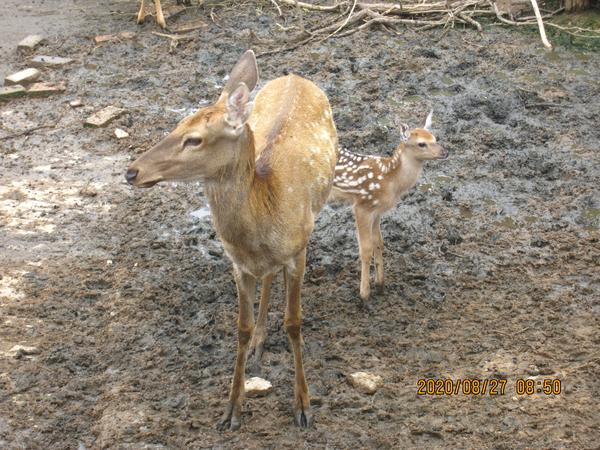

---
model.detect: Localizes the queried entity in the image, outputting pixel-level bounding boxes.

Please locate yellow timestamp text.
[417,378,562,396]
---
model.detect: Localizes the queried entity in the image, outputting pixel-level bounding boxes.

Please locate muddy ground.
[1,1,599,448]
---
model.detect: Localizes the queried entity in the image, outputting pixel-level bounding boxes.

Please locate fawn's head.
[396,111,448,161]
[126,50,259,187]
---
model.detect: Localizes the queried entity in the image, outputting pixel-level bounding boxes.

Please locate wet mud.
[1,1,599,448]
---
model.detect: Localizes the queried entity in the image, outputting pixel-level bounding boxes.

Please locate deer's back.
[249,75,338,215]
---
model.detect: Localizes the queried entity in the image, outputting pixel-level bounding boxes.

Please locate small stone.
[4,68,41,86]
[8,345,40,357]
[26,81,66,96]
[0,85,26,101]
[114,128,129,139]
[348,372,383,395]
[69,99,83,107]
[18,35,45,50]
[31,55,74,68]
[84,106,125,127]
[244,377,273,397]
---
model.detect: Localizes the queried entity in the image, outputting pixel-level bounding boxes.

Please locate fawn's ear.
[220,50,259,101]
[424,109,433,131]
[393,116,411,141]
[225,83,253,133]
[399,122,411,141]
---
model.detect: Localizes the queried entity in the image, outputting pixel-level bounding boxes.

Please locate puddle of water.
[434,175,452,183]
[441,76,454,85]
[545,51,562,63]
[583,208,600,219]
[524,216,539,223]
[429,88,455,97]
[419,183,433,192]
[403,95,422,103]
[496,216,518,229]
[582,208,600,229]
[190,206,211,220]
[459,205,473,219]
[482,197,496,206]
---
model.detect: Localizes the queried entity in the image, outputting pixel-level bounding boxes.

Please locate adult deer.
[125,50,338,430]
[137,0,191,28]
[331,112,447,303]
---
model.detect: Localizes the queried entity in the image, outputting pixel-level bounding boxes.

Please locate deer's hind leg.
[354,205,375,302]
[249,272,274,371]
[217,267,255,432]
[372,215,385,294]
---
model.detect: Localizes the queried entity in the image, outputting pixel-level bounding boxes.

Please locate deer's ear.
[398,122,411,141]
[225,83,253,132]
[424,109,433,131]
[221,50,259,99]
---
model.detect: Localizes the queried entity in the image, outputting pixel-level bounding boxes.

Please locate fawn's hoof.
[294,407,314,428]
[375,282,384,295]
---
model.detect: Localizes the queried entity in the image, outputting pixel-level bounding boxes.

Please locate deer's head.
[125,50,259,187]
[396,110,448,161]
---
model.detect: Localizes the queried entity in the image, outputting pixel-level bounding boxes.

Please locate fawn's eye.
[418,142,427,148]
[183,137,203,148]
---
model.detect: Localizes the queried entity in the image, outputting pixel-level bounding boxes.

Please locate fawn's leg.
[249,272,274,368]
[137,0,146,23]
[155,0,166,28]
[372,215,385,293]
[284,248,312,427]
[354,205,374,302]
[217,267,255,432]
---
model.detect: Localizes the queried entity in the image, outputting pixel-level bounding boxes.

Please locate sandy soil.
[1,1,599,448]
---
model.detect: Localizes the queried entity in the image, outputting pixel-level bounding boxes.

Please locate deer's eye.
[418,142,427,148]
[183,137,203,148]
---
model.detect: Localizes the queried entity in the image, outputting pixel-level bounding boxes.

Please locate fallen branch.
[529,0,552,49]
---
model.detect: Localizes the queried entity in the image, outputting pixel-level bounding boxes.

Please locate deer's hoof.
[216,403,241,431]
[294,407,314,428]
[375,282,384,295]
[359,298,373,313]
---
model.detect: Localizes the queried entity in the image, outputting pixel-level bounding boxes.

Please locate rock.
[348,372,383,394]
[69,99,83,107]
[0,85,26,101]
[18,35,45,50]
[244,377,273,397]
[26,81,66,96]
[4,68,41,86]
[114,128,129,139]
[8,345,40,357]
[85,106,125,127]
[31,55,74,68]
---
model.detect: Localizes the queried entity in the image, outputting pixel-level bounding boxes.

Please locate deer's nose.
[125,168,138,184]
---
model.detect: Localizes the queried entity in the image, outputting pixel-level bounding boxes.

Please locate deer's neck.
[387,145,423,194]
[205,127,276,243]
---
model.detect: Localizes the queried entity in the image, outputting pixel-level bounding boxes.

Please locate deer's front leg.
[372,215,385,294]
[217,268,255,432]
[355,206,374,302]
[284,248,312,427]
[249,272,274,371]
